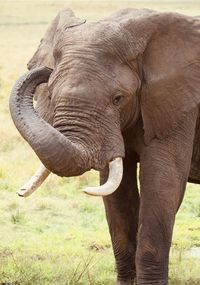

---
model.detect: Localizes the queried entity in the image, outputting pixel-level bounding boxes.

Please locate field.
[0,0,200,284]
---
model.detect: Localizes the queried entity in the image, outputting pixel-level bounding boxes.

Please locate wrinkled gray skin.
[10,8,200,285]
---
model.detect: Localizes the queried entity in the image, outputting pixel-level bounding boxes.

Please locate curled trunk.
[9,67,89,177]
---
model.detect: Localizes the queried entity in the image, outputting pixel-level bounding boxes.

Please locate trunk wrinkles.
[53,97,124,170]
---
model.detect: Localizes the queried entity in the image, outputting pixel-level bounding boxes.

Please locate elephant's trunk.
[9,66,90,177]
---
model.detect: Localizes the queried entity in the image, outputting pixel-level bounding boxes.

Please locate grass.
[0,0,200,284]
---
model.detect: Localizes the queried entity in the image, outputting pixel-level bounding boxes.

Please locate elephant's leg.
[101,154,140,285]
[136,109,198,285]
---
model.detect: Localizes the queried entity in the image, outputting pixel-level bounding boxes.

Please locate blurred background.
[0,1,200,284]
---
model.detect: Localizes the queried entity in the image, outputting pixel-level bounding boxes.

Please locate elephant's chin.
[17,157,123,198]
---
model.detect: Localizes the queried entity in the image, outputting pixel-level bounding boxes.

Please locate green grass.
[0,0,200,284]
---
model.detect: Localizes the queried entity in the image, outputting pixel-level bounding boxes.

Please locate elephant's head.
[10,9,200,196]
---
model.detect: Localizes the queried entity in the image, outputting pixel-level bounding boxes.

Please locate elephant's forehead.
[67,21,121,42]
[55,20,127,57]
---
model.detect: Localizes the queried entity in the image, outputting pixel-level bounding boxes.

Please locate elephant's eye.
[113,94,124,106]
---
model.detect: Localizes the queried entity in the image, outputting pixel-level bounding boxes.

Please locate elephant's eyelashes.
[113,94,124,106]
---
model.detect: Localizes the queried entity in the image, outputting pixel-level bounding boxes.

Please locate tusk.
[17,164,51,197]
[83,157,123,196]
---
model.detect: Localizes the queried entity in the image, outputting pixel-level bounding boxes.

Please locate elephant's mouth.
[9,66,124,197]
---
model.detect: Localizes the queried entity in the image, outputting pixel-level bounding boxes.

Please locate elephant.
[9,8,200,285]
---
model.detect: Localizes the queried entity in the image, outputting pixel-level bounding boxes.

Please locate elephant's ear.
[140,13,200,143]
[28,9,85,69]
[27,9,85,123]
[121,10,200,143]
